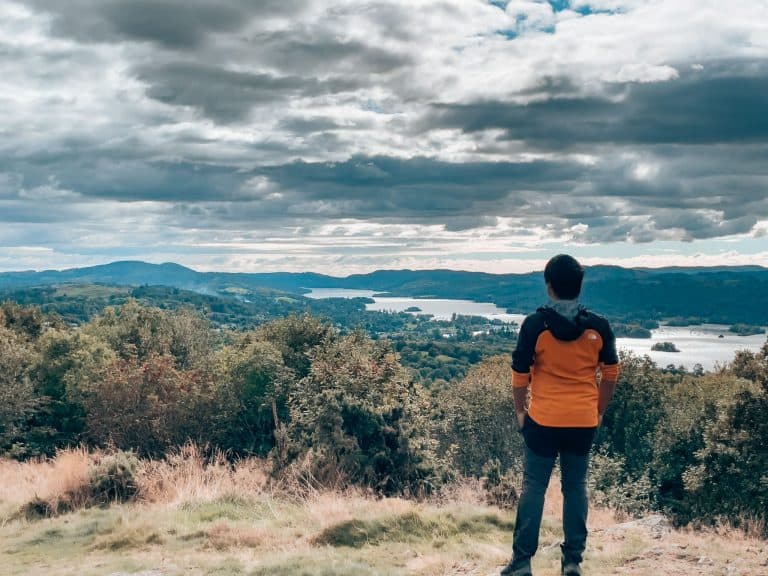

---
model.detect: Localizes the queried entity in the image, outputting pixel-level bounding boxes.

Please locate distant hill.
[1,260,767,325]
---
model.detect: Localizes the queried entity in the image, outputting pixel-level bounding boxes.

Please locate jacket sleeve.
[512,315,538,388]
[597,319,620,381]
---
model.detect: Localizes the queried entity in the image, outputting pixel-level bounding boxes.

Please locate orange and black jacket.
[512,306,619,428]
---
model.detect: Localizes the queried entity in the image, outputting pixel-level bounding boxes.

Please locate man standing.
[501,255,620,576]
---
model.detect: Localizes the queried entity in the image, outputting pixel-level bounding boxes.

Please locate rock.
[604,514,672,539]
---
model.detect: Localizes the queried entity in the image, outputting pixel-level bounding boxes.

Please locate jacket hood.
[537,304,591,341]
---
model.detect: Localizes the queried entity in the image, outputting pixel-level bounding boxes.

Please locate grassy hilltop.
[1,447,766,576]
[1,294,767,575]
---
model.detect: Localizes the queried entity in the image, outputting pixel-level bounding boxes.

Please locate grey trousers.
[510,416,594,572]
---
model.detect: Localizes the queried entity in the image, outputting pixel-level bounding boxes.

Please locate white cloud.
[1,0,767,272]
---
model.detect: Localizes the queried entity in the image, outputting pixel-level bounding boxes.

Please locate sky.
[1,0,767,275]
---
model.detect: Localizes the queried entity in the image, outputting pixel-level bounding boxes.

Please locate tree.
[82,354,215,456]
[0,325,40,456]
[438,355,522,476]
[214,338,291,456]
[31,330,116,453]
[283,331,441,495]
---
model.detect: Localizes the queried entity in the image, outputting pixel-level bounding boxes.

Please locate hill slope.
[1,451,765,576]
[1,261,767,324]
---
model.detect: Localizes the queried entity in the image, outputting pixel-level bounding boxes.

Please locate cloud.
[423,62,768,148]
[138,62,361,122]
[1,0,768,273]
[21,0,306,48]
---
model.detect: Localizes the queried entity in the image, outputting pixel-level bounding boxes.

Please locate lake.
[304,288,526,325]
[617,325,766,371]
[305,288,766,371]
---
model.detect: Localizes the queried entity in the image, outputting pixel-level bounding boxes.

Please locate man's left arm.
[512,316,536,430]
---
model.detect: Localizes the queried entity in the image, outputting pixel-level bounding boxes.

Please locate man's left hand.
[516,411,526,431]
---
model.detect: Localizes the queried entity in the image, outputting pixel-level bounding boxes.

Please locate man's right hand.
[516,411,526,431]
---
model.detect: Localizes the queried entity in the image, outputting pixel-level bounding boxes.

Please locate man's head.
[544,254,584,300]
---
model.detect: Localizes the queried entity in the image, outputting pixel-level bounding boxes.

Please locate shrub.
[214,338,292,457]
[678,380,768,535]
[0,325,41,457]
[88,450,140,505]
[482,459,519,510]
[437,355,522,476]
[281,331,444,496]
[588,450,654,517]
[649,373,752,522]
[83,355,216,456]
[595,352,668,476]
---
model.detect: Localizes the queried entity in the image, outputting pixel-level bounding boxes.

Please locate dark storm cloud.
[249,153,768,242]
[245,30,413,75]
[425,63,768,148]
[257,155,586,213]
[278,117,346,134]
[21,0,305,49]
[138,62,360,122]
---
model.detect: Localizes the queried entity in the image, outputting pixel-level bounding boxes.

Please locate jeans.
[510,415,595,572]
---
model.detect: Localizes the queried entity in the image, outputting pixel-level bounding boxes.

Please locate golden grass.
[136,443,269,505]
[1,449,766,575]
[0,447,91,517]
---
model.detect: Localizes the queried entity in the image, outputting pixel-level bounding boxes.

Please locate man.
[501,254,620,576]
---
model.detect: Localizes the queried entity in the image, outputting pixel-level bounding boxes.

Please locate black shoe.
[561,563,581,576]
[500,561,532,576]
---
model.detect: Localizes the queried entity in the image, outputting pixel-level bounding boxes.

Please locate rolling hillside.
[1,261,767,324]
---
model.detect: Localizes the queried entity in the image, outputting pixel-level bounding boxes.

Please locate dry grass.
[1,449,766,575]
[0,447,91,517]
[136,443,269,505]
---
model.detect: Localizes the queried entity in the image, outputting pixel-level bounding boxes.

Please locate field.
[1,449,765,576]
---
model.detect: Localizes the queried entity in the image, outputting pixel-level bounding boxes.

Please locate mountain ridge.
[1,260,767,324]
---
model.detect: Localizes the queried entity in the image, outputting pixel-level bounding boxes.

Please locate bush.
[0,325,41,457]
[679,381,768,534]
[438,355,522,476]
[588,450,654,517]
[83,355,216,456]
[214,337,292,456]
[482,459,519,510]
[281,331,444,496]
[596,352,668,476]
[649,373,750,522]
[88,450,140,505]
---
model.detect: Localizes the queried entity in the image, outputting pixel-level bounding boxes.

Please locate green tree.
[438,355,522,476]
[215,337,292,456]
[283,331,441,495]
[596,351,669,476]
[0,325,40,457]
[31,330,116,453]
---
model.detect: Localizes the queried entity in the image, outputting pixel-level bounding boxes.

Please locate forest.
[1,298,766,536]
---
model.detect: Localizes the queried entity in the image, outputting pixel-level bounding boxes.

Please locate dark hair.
[544,254,584,300]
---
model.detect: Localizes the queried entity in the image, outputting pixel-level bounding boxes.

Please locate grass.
[1,449,766,576]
